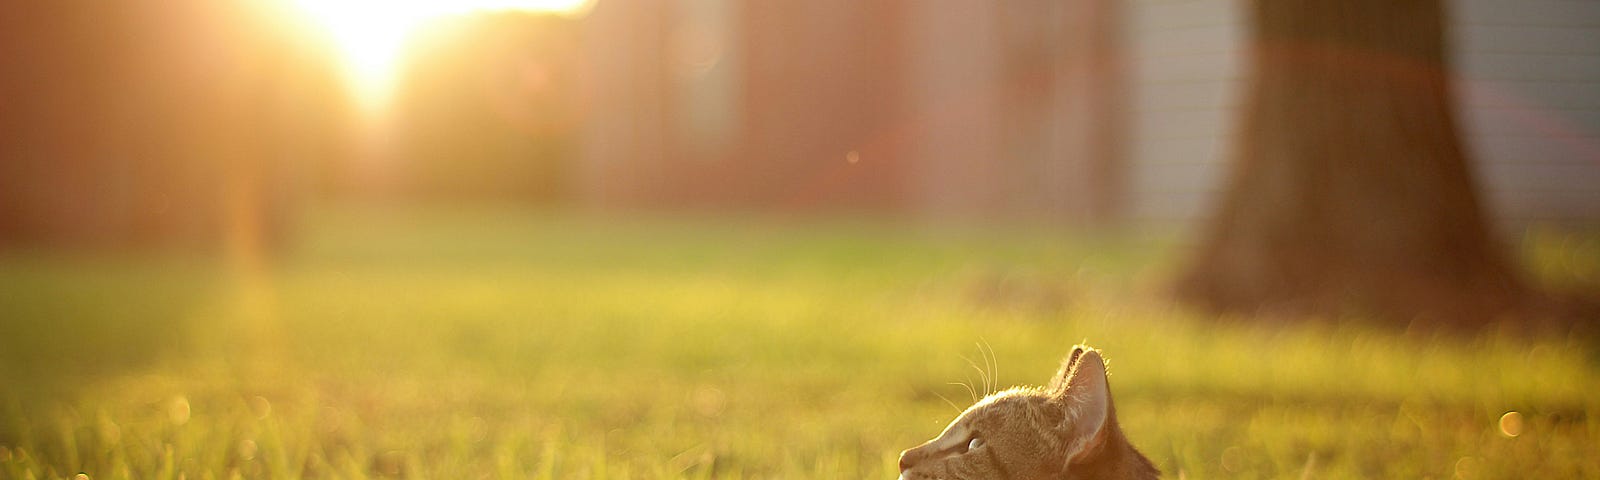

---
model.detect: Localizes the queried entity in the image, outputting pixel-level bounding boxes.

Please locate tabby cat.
[897,346,1158,479]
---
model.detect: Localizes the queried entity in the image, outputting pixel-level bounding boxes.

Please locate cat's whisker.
[985,340,998,390]
[978,340,998,396]
[960,353,991,398]
[974,342,989,396]
[947,381,978,403]
[931,390,965,415]
[969,364,990,398]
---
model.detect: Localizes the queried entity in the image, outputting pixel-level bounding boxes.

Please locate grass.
[1,206,1597,479]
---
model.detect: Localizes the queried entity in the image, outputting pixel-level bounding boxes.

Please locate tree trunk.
[1174,0,1524,326]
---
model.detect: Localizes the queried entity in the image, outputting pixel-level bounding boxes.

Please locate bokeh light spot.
[1498,411,1524,437]
[690,385,727,418]
[238,439,258,461]
[168,396,192,426]
[1220,446,1245,473]
[249,396,273,420]
[1454,456,1482,479]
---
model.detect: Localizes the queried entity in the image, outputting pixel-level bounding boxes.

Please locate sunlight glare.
[288,0,593,112]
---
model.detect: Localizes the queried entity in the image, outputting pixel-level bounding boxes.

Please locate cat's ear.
[1047,345,1090,393]
[1049,348,1110,463]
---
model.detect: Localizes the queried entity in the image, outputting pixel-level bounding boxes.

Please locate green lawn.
[2,207,1597,479]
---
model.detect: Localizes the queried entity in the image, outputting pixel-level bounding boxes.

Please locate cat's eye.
[966,437,984,452]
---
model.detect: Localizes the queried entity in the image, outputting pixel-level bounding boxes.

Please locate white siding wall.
[1125,0,1246,227]
[1452,0,1600,224]
[1126,0,1600,227]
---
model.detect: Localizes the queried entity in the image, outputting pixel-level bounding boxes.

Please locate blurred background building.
[582,0,1600,226]
[579,0,1125,221]
[1126,0,1600,226]
[1,0,1597,250]
[0,1,341,250]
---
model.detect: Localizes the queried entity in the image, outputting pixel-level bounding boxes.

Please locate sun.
[288,0,593,112]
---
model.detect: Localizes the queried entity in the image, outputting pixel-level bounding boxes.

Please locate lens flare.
[287,0,592,111]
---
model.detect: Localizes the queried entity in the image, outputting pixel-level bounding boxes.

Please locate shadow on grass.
[0,253,226,393]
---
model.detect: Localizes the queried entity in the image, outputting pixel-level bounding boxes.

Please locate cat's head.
[897,346,1158,480]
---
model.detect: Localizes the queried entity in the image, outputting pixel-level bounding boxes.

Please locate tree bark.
[1174,0,1525,326]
